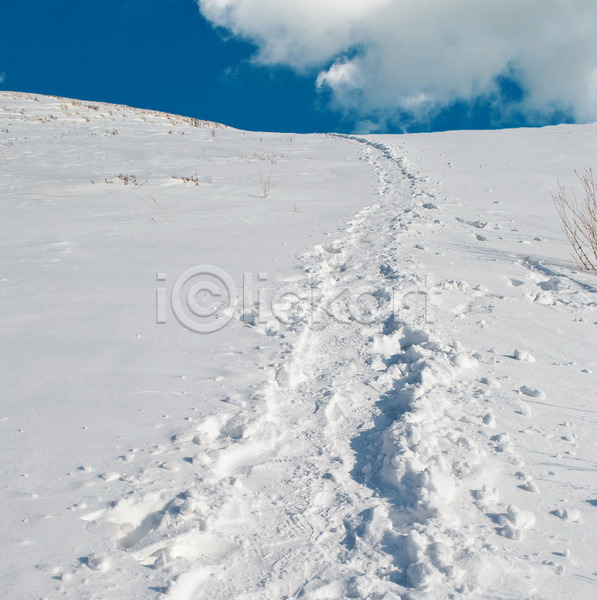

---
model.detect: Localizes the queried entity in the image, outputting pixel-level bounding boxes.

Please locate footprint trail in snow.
[69,135,596,599]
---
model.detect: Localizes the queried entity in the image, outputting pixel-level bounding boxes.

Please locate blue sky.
[0,0,332,132]
[1,0,595,133]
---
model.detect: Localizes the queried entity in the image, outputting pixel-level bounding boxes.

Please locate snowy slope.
[0,92,596,600]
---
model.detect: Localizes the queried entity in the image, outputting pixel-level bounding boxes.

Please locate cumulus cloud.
[198,0,597,129]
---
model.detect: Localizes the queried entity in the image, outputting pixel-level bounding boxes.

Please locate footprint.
[322,241,343,254]
[520,481,540,493]
[516,404,532,417]
[472,485,499,510]
[219,414,249,440]
[82,552,110,572]
[497,505,536,540]
[551,508,581,522]
[514,349,535,362]
[537,277,568,292]
[520,385,545,399]
[455,217,487,229]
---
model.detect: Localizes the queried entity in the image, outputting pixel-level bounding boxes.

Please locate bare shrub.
[553,169,597,271]
[172,174,202,185]
[117,173,138,186]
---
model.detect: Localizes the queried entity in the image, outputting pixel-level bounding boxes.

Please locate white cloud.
[0,72,5,85]
[198,0,597,128]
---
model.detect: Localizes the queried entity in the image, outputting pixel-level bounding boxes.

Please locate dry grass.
[259,175,273,198]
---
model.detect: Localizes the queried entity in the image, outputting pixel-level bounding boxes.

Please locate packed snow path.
[72,136,595,599]
[1,93,595,599]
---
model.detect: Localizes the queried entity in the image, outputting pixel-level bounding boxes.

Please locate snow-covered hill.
[1,91,595,600]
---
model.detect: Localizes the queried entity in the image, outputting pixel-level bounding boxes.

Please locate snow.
[1,91,596,599]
